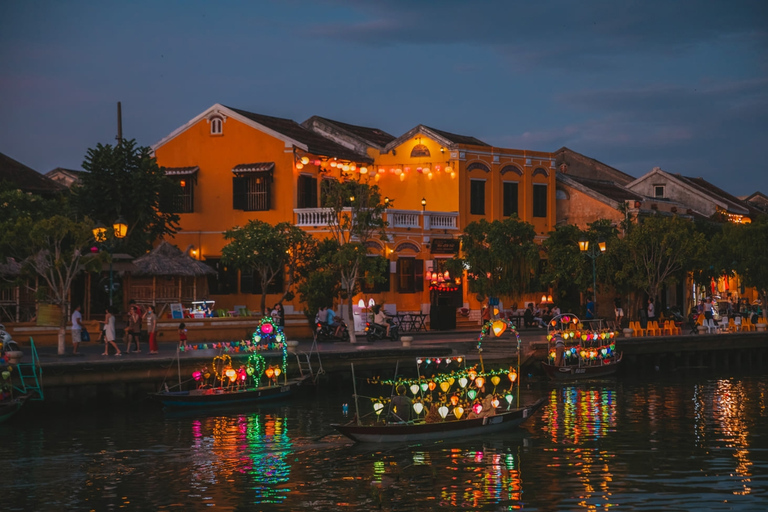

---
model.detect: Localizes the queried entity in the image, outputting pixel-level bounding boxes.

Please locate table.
[410,313,428,332]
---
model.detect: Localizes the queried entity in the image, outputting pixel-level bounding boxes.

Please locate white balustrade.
[294,208,334,227]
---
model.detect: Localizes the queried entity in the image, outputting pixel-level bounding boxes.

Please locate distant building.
[740,191,768,214]
[45,167,85,188]
[0,151,65,196]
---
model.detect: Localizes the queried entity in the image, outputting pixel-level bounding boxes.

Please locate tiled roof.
[422,125,489,147]
[232,162,275,173]
[226,107,372,163]
[307,116,396,148]
[164,166,200,176]
[678,175,751,215]
[0,152,65,195]
[565,175,644,202]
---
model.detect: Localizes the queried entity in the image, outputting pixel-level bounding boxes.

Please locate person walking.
[125,305,142,353]
[102,307,121,356]
[71,304,83,356]
[145,305,159,354]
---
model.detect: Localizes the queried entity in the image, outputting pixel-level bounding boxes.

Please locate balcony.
[294,208,458,231]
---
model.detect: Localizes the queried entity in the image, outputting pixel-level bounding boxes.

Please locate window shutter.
[310,177,318,208]
[415,259,424,292]
[233,176,248,210]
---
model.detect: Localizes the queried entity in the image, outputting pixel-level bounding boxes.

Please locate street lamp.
[93,217,128,307]
[579,236,606,316]
[421,197,427,211]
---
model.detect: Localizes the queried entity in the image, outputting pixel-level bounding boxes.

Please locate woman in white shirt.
[101,308,122,356]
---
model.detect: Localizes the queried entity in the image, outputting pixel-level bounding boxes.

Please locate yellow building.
[152,104,555,320]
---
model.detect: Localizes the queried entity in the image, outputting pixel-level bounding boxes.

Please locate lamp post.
[579,237,606,316]
[93,217,128,307]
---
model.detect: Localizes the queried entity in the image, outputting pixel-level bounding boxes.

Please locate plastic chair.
[216,309,229,318]
[630,321,646,337]
[646,321,661,336]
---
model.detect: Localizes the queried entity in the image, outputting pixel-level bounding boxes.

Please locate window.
[503,182,519,217]
[210,117,223,135]
[171,177,194,213]
[297,174,318,209]
[470,180,485,215]
[205,258,237,295]
[396,258,423,293]
[533,184,548,218]
[360,257,390,293]
[233,174,272,211]
[654,185,665,198]
[240,268,283,295]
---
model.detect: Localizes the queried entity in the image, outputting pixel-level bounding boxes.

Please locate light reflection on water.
[3,375,768,510]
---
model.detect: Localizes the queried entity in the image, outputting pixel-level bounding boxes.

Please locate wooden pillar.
[152,276,157,306]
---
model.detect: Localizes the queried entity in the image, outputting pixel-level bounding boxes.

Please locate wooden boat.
[0,393,31,424]
[542,313,622,381]
[333,398,545,443]
[152,375,310,409]
[541,353,623,380]
[152,316,311,410]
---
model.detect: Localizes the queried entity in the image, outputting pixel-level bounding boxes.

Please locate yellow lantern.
[448,377,456,386]
[300,156,310,165]
[439,381,451,393]
[113,217,128,239]
[492,320,507,337]
[273,367,282,377]
[454,406,464,419]
[225,368,237,382]
[491,376,501,387]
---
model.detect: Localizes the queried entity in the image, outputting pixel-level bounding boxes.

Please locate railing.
[294,208,459,231]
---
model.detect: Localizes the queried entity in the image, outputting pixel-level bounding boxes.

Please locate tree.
[447,217,539,303]
[613,215,705,311]
[3,215,101,355]
[722,216,768,321]
[541,224,589,312]
[221,220,316,314]
[74,139,180,256]
[297,238,343,326]
[321,179,389,343]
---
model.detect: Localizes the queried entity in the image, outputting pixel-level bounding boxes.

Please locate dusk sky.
[1,1,766,195]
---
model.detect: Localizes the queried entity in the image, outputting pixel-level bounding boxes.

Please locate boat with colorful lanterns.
[540,313,622,380]
[152,316,310,409]
[332,318,545,443]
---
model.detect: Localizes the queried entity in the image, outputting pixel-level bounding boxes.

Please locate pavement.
[27,327,547,366]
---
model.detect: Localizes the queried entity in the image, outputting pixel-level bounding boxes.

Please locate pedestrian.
[145,305,158,354]
[71,304,83,356]
[647,298,656,322]
[102,307,122,356]
[178,322,188,349]
[271,303,284,327]
[614,297,624,328]
[481,303,491,322]
[585,296,595,320]
[125,305,141,353]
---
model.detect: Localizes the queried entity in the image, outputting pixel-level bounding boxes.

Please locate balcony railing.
[294,208,458,231]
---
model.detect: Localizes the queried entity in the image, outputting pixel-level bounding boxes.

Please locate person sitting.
[315,306,328,325]
[388,385,412,423]
[523,303,536,328]
[326,306,342,337]
[373,305,391,337]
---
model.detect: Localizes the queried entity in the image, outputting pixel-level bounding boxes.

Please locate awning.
[232,162,275,174]
[164,166,199,176]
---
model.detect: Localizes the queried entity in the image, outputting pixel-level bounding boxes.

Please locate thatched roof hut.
[133,241,216,277]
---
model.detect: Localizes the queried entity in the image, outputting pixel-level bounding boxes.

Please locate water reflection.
[541,385,617,444]
[187,414,293,506]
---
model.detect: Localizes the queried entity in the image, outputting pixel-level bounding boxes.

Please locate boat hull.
[0,394,31,423]
[332,398,545,443]
[541,354,622,381]
[152,377,309,409]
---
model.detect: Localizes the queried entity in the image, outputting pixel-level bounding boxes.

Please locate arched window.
[210,116,223,135]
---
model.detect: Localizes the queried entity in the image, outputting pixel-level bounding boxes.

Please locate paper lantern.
[468,369,477,381]
[459,377,469,388]
[300,156,310,165]
[192,371,202,381]
[246,366,255,376]
[420,382,429,392]
[274,367,282,377]
[225,368,237,382]
[413,402,424,415]
[450,172,456,179]
[454,406,464,419]
[491,398,500,408]
[491,376,501,387]
[438,405,449,419]
[467,389,477,400]
[373,402,384,415]
[261,322,273,335]
[450,395,460,406]
[428,381,437,391]
[508,370,517,383]
[410,384,420,395]
[475,376,485,388]
[505,393,514,405]
[448,377,456,385]
[360,166,368,174]
[440,381,451,392]
[265,368,275,378]
[295,162,304,170]
[472,403,483,415]
[492,320,507,337]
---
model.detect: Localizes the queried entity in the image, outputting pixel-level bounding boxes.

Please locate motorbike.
[315,320,350,342]
[365,321,400,342]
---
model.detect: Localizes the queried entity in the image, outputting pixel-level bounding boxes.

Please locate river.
[3,370,768,511]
